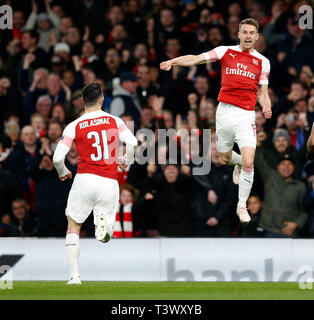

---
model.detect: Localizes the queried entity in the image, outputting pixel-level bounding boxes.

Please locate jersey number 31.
[87,130,109,161]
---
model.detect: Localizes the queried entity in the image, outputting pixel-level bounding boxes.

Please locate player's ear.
[256,32,259,41]
[99,95,104,106]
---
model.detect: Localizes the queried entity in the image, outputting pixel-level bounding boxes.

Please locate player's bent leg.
[218,150,242,184]
[95,214,111,243]
[66,216,82,285]
[236,146,255,223]
[94,178,119,243]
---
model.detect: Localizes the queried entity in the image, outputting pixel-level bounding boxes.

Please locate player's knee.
[67,216,81,233]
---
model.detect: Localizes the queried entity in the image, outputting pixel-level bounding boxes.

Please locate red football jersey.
[203,45,270,111]
[60,110,132,180]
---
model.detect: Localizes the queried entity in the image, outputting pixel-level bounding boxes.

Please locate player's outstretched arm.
[160,53,206,71]
[53,139,72,180]
[258,84,272,119]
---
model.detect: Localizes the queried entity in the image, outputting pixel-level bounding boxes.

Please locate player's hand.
[60,171,72,181]
[262,107,272,119]
[282,221,297,235]
[117,155,128,171]
[160,61,172,71]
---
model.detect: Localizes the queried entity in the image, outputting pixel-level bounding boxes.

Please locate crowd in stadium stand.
[0,0,313,238]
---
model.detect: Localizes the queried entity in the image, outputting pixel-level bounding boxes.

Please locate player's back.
[64,110,121,180]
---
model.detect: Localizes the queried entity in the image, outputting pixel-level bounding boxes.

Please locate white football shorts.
[215,102,256,153]
[65,173,119,226]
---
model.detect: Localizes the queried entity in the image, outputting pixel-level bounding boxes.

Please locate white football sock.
[65,232,80,279]
[238,167,254,208]
[229,151,242,166]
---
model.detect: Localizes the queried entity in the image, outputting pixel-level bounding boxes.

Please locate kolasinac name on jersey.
[79,117,111,129]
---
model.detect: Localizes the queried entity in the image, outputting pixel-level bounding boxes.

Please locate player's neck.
[239,44,255,52]
[85,106,102,113]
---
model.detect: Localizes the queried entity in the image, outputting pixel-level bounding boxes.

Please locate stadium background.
[0,0,313,241]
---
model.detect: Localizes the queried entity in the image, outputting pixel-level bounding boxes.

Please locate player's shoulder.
[251,49,270,65]
[215,45,242,58]
[227,45,242,52]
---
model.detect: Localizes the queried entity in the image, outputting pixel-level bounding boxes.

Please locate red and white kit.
[53,110,137,227]
[203,45,270,152]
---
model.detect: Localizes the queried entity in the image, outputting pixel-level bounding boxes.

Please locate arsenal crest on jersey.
[252,58,259,65]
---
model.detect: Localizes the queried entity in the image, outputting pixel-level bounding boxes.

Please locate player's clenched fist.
[263,107,272,119]
[160,61,172,71]
[60,171,72,181]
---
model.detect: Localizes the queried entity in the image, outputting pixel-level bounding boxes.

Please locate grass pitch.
[1,281,314,300]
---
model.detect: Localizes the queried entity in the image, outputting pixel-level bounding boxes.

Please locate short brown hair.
[239,18,259,32]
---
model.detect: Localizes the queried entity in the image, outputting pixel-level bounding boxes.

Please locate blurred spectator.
[24,0,61,52]
[110,72,141,131]
[0,165,21,219]
[12,10,26,41]
[95,78,112,112]
[64,26,81,55]
[69,90,84,120]
[4,121,20,147]
[81,40,98,68]
[30,113,47,139]
[113,183,142,238]
[275,80,308,118]
[2,125,41,211]
[303,161,314,236]
[136,64,158,107]
[40,119,63,156]
[192,141,236,237]
[257,128,307,179]
[0,135,12,163]
[238,195,265,237]
[0,214,11,237]
[59,16,74,42]
[47,73,67,104]
[0,77,22,121]
[255,148,308,238]
[124,0,146,42]
[147,163,194,237]
[6,198,37,237]
[35,95,53,120]
[276,18,314,85]
[32,155,71,237]
[50,103,68,124]
[21,30,49,69]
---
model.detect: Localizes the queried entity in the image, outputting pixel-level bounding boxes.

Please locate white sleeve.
[203,46,228,63]
[115,117,138,164]
[259,58,270,85]
[116,117,138,146]
[53,122,76,177]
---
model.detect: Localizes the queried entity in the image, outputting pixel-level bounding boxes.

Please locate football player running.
[53,82,137,284]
